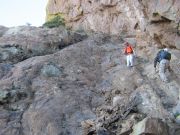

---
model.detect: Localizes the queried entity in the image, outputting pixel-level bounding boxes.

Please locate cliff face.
[46,0,180,49]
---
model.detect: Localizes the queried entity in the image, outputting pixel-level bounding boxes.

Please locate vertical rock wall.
[46,0,146,34]
[46,0,180,49]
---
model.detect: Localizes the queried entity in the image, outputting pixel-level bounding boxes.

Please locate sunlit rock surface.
[47,0,180,49]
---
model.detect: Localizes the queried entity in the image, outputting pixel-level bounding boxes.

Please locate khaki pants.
[159,59,170,82]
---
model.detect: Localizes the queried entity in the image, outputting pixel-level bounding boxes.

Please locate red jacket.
[124,44,133,55]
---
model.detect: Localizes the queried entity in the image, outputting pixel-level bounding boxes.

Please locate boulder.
[131,117,169,135]
[131,85,170,119]
[0,26,87,63]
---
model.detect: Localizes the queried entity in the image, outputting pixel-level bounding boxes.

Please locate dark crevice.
[150,16,172,24]
[58,33,88,49]
[161,16,172,22]
[168,46,177,49]
[177,20,180,36]
[88,0,92,4]
[99,8,104,12]
[153,34,162,45]
[134,22,140,30]
[102,4,117,8]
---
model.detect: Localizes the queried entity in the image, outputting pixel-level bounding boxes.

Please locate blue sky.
[0,0,48,27]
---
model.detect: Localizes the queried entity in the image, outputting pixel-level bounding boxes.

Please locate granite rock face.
[46,0,180,49]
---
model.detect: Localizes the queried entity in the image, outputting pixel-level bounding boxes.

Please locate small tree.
[43,15,65,28]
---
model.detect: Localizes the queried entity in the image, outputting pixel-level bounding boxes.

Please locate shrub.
[43,15,65,28]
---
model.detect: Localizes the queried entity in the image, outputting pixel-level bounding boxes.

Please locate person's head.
[125,42,129,46]
[164,48,169,52]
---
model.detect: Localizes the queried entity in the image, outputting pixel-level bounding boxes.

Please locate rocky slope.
[0,25,179,135]
[0,0,179,135]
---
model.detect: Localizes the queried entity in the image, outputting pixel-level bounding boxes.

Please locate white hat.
[164,48,169,52]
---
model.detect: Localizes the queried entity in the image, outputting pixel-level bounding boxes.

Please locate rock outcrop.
[132,117,169,135]
[46,0,180,49]
[0,26,87,63]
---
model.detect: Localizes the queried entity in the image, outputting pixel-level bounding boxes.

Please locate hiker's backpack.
[159,50,171,61]
[156,50,164,62]
[125,45,133,54]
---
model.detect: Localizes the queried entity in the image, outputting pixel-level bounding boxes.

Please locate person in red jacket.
[124,42,135,67]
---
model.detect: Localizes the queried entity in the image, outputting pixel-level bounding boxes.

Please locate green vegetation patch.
[153,12,159,17]
[43,13,65,28]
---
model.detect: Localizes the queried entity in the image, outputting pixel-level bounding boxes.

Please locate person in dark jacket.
[154,50,164,70]
[154,48,172,82]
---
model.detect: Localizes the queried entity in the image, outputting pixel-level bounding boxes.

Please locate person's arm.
[132,46,136,56]
[154,57,159,73]
[154,50,162,69]
[154,56,158,68]
[124,47,127,55]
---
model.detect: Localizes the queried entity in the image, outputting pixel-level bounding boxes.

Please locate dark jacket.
[154,50,171,68]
